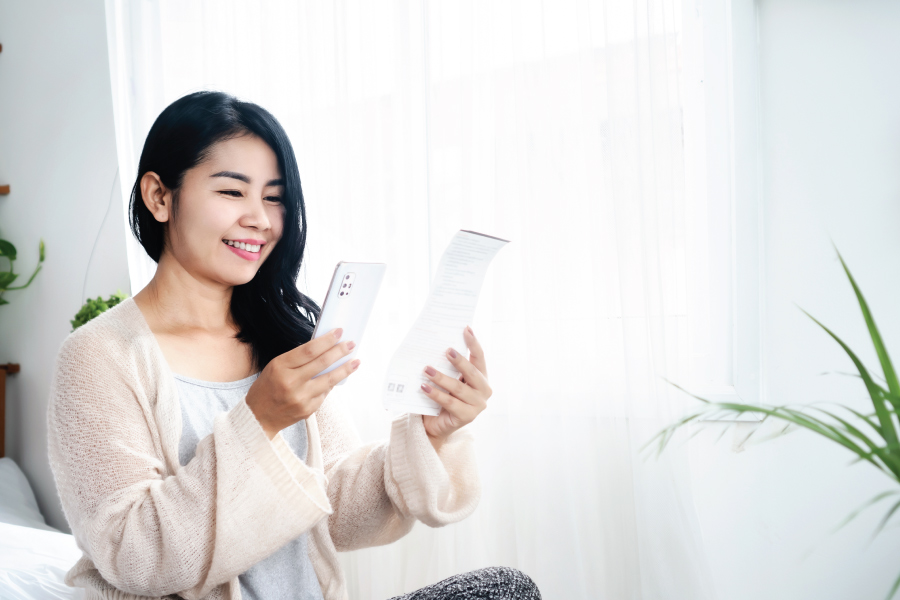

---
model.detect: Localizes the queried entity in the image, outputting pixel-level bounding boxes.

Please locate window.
[681,0,764,415]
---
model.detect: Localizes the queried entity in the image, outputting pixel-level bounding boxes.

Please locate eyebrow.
[210,171,283,186]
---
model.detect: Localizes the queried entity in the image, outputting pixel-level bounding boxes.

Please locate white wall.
[0,0,129,531]
[689,1,900,598]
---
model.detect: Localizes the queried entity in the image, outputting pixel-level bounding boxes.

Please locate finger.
[424,365,484,409]
[463,326,488,378]
[420,380,475,422]
[327,357,361,387]
[309,357,361,397]
[301,340,357,382]
[445,347,490,394]
[309,391,329,414]
[283,328,345,368]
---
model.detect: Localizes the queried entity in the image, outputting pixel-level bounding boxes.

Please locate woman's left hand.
[421,326,492,446]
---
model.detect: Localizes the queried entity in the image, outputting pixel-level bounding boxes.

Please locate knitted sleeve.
[315,396,481,552]
[46,325,332,600]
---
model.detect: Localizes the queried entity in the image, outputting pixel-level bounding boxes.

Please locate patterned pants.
[388,567,541,600]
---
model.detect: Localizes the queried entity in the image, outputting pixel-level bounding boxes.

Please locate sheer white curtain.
[105,1,713,598]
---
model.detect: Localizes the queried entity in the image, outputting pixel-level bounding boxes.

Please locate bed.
[0,360,83,599]
[0,457,84,599]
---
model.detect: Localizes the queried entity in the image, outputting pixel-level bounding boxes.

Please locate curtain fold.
[104,1,714,598]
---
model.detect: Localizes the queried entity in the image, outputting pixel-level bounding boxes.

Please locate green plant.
[648,251,900,599]
[71,291,127,331]
[0,238,45,305]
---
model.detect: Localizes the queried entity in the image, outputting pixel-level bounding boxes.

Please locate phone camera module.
[340,272,357,297]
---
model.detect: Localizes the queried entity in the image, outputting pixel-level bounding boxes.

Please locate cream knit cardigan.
[46,298,480,600]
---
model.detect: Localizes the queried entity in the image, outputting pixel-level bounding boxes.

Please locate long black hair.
[129,90,319,369]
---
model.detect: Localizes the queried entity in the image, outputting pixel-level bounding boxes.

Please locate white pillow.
[0,457,59,532]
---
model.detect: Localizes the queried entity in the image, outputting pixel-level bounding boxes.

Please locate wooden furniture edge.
[0,363,20,459]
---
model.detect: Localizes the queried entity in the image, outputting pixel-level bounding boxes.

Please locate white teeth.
[224,240,261,253]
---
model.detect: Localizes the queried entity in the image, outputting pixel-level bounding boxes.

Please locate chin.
[215,266,261,287]
[231,272,260,286]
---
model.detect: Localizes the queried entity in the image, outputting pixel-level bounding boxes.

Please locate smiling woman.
[45,91,537,600]
[128,92,313,372]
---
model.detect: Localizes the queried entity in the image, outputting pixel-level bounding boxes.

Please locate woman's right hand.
[245,328,359,439]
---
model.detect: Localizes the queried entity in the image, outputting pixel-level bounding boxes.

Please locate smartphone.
[311,261,386,382]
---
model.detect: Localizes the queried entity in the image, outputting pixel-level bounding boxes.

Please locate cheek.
[170,199,234,263]
[269,204,286,241]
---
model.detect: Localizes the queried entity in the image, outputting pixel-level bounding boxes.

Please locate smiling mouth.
[223,239,262,253]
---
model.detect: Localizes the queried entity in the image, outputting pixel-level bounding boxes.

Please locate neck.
[134,252,236,336]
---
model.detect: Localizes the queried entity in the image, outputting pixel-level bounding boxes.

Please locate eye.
[218,190,243,197]
[265,196,283,204]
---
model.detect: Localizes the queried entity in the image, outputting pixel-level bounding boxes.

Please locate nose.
[242,195,272,231]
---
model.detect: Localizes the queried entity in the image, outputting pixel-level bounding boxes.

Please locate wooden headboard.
[0,363,20,458]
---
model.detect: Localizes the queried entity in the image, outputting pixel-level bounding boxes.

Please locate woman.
[46,91,540,600]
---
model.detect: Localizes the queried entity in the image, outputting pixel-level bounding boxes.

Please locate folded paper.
[383,230,509,416]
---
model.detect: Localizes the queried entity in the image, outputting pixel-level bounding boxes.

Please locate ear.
[140,171,173,223]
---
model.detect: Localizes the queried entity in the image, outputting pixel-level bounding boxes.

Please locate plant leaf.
[843,406,883,437]
[812,407,900,476]
[652,396,899,477]
[801,307,900,454]
[0,272,17,288]
[0,239,16,260]
[885,568,900,600]
[771,407,888,471]
[837,250,900,396]
[833,489,900,533]
[5,264,41,291]
[875,498,900,539]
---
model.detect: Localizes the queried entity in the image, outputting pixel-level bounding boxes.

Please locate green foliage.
[71,291,127,331]
[0,238,45,306]
[648,250,900,599]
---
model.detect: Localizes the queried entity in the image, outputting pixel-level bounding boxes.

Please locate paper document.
[383,230,509,416]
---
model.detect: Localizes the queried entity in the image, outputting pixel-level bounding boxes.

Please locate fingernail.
[421,383,433,393]
[347,341,356,351]
[466,325,474,335]
[425,365,437,377]
[351,359,361,370]
[333,328,343,340]
[447,348,458,359]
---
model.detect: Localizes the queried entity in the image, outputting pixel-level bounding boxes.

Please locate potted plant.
[71,291,128,331]
[649,252,900,598]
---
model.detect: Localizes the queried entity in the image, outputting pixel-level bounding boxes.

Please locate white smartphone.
[311,261,386,382]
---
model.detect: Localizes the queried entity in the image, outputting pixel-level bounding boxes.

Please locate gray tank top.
[174,372,325,600]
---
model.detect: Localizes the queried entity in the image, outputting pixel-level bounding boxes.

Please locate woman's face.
[160,133,286,287]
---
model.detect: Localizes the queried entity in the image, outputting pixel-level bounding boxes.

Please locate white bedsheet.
[0,522,83,600]
[0,458,83,600]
